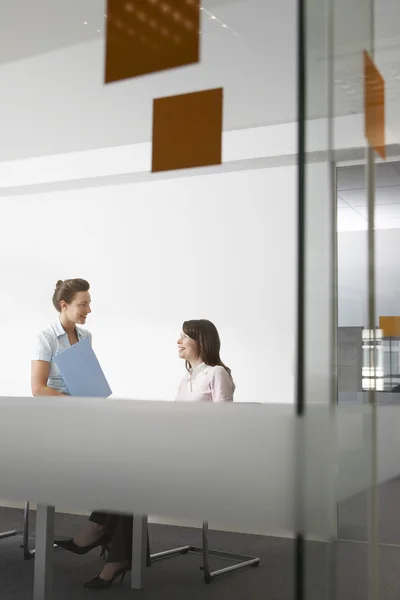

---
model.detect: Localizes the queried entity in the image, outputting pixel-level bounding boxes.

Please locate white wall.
[338,229,400,326]
[0,167,296,403]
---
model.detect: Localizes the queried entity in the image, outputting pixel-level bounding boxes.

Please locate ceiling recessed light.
[97,29,100,32]
[84,21,88,25]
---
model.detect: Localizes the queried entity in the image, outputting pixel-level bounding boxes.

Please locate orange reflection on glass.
[152,88,223,173]
[105,0,200,83]
[364,50,386,159]
[379,316,400,337]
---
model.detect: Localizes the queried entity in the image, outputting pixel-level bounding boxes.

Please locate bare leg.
[97,560,129,581]
[73,522,104,547]
[96,515,133,581]
[56,512,115,548]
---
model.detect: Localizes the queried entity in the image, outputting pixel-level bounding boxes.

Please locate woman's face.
[61,291,92,326]
[177,331,199,363]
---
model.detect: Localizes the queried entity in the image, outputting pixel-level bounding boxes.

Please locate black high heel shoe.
[55,535,110,559]
[83,567,130,589]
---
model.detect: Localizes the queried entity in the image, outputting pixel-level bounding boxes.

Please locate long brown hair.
[182,319,232,377]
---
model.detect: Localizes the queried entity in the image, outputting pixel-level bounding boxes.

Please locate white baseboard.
[0,500,90,517]
[0,500,294,539]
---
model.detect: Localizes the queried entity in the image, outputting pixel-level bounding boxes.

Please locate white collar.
[190,363,207,376]
[53,318,82,340]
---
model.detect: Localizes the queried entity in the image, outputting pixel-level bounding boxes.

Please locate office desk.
[33,506,149,600]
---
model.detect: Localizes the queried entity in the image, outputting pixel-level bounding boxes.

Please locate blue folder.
[54,338,112,398]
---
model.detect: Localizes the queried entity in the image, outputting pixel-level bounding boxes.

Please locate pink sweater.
[176,363,235,403]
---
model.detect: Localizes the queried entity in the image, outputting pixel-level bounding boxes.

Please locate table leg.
[131,514,148,590]
[33,505,55,600]
[0,530,17,540]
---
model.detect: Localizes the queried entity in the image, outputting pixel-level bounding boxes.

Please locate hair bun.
[56,280,64,288]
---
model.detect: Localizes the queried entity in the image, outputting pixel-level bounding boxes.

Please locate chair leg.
[0,530,17,540]
[150,520,260,584]
[22,502,35,559]
[150,544,190,561]
[21,501,58,559]
[194,521,260,584]
[201,521,212,583]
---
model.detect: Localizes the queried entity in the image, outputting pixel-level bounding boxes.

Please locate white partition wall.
[0,167,296,403]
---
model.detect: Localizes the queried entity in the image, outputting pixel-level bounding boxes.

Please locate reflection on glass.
[362,328,384,390]
[382,338,400,391]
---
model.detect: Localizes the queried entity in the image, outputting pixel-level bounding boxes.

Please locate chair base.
[0,530,18,540]
[21,545,59,561]
[21,501,58,560]
[150,522,260,584]
[151,546,259,584]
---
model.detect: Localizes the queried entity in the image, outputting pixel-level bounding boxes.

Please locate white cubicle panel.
[0,399,296,534]
[0,398,399,541]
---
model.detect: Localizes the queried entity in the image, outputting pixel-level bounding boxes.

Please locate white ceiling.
[337,161,400,231]
[0,0,398,161]
[0,0,235,65]
[0,0,398,64]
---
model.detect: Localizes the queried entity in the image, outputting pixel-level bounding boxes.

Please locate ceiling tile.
[339,185,400,207]
[338,189,365,206]
[393,162,400,176]
[355,203,400,219]
[337,162,400,191]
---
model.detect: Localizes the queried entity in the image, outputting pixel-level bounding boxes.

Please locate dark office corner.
[0,507,400,599]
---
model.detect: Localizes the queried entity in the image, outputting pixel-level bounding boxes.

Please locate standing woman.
[32,279,150,579]
[31,278,92,397]
[176,319,235,403]
[31,279,110,558]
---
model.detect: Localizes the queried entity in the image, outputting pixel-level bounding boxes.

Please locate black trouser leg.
[88,512,118,539]
[106,515,151,567]
[88,512,108,527]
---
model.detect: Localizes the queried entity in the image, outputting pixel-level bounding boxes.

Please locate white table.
[33,506,149,600]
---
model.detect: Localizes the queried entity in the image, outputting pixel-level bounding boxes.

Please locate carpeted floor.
[0,506,399,599]
[339,476,400,545]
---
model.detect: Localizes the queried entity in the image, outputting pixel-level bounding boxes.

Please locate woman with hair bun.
[31,279,142,575]
[31,278,92,396]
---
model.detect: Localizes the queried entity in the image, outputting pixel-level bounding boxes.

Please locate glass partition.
[0,0,396,599]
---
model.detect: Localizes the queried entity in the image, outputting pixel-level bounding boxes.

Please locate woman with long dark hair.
[57,319,233,589]
[176,319,235,402]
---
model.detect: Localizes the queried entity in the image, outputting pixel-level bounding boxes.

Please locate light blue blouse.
[32,319,92,394]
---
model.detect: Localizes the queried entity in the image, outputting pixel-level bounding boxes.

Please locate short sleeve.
[210,367,235,403]
[32,332,54,362]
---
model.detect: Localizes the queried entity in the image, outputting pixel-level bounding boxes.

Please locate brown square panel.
[379,316,400,337]
[105,0,200,83]
[152,88,223,172]
[364,50,386,159]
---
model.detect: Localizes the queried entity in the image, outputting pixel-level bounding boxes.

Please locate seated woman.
[176,319,234,402]
[57,319,234,589]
